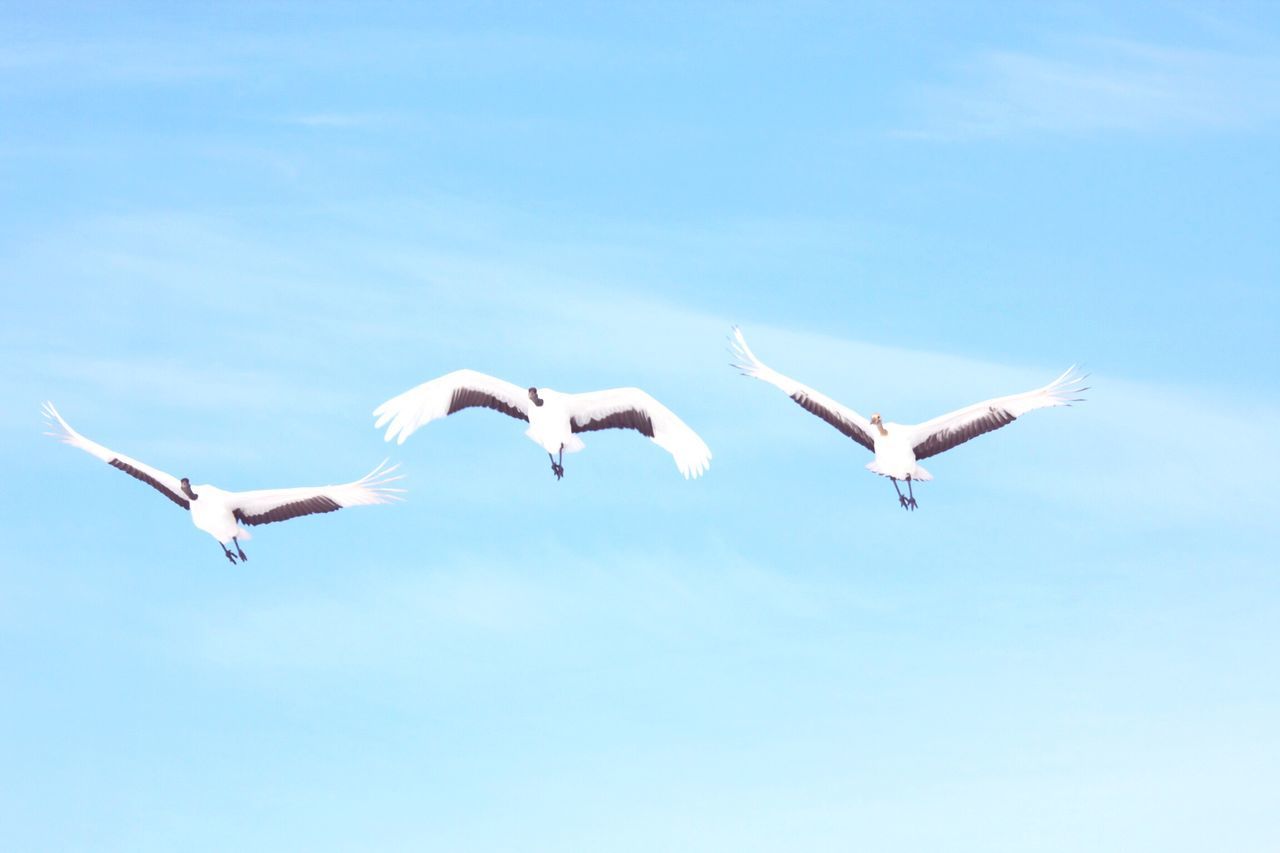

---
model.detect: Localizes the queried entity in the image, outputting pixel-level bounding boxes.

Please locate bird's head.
[870,413,888,435]
[180,477,199,500]
[528,387,544,407]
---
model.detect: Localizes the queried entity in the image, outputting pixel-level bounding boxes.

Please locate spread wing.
[567,388,712,479]
[909,367,1088,461]
[728,327,876,453]
[230,460,404,527]
[43,401,191,510]
[373,369,531,445]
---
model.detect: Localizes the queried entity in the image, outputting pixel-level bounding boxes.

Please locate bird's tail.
[866,460,933,481]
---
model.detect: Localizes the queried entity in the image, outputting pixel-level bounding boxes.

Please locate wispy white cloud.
[10,207,1276,527]
[182,545,862,675]
[7,202,1269,525]
[279,112,395,129]
[902,36,1280,139]
[0,39,235,85]
[0,26,667,92]
[7,354,359,465]
[40,354,357,413]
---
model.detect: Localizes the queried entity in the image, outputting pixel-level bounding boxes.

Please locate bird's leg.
[557,443,565,479]
[547,452,563,480]
[233,537,248,561]
[219,542,238,564]
[905,475,918,511]
[892,478,910,509]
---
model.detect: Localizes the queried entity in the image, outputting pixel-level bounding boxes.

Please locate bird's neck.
[875,423,888,436]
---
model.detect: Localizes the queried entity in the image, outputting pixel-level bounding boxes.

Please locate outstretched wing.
[230,460,404,527]
[909,367,1088,461]
[43,401,191,510]
[566,388,712,479]
[373,369,531,445]
[728,327,876,453]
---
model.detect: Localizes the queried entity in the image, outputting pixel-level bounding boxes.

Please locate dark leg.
[547,452,563,480]
[905,475,918,511]
[892,478,910,509]
[219,542,238,564]
[233,537,248,561]
[557,444,565,479]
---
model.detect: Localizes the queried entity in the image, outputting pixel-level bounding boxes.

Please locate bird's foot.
[236,547,248,561]
[907,497,918,511]
[223,550,238,564]
[551,463,565,480]
[898,494,911,510]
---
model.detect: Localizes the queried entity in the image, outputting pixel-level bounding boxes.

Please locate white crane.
[43,402,403,562]
[373,369,711,480]
[729,328,1086,510]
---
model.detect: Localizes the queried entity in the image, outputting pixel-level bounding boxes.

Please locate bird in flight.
[43,402,403,562]
[373,369,711,480]
[729,328,1086,510]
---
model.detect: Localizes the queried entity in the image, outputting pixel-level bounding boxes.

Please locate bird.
[43,402,404,562]
[373,369,711,480]
[728,327,1086,510]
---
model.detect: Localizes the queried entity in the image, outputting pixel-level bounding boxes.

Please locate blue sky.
[2,2,1278,850]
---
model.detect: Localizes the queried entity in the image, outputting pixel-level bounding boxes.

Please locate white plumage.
[729,327,1086,510]
[43,402,403,562]
[373,369,711,480]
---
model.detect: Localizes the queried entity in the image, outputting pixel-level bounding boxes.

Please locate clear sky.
[3,2,1279,850]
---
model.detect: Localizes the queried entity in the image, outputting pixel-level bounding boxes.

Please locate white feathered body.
[187,485,253,545]
[866,426,933,481]
[525,390,586,455]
